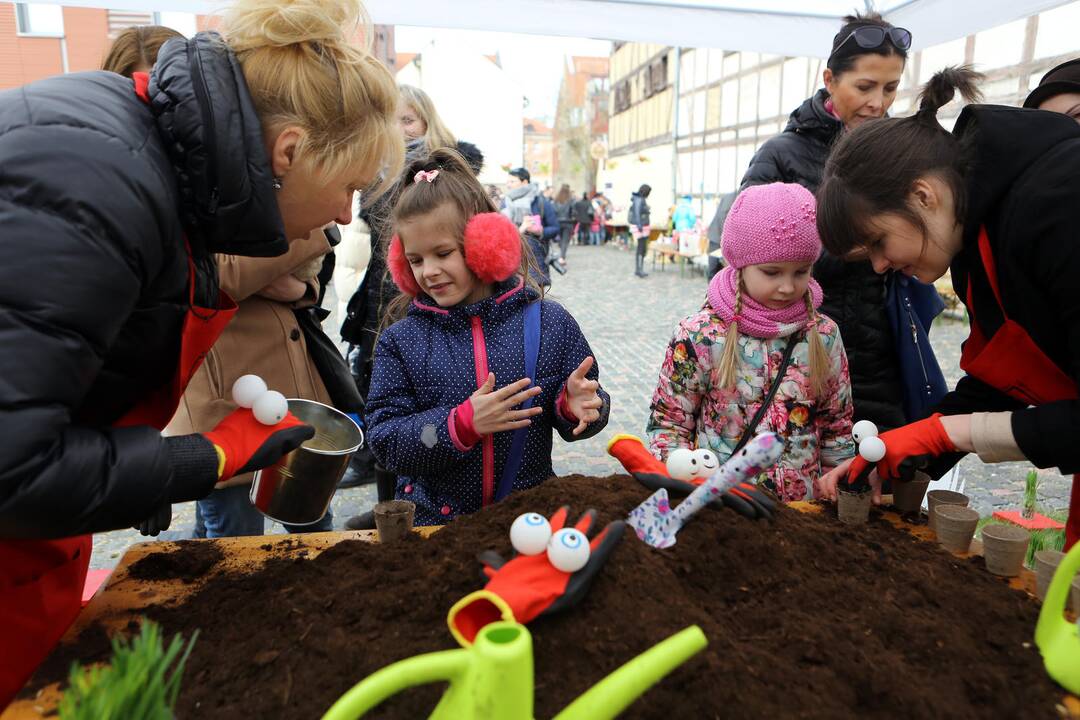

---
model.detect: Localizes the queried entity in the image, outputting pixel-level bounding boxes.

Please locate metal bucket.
[250,399,363,526]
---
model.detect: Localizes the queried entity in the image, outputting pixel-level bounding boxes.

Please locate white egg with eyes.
[666,448,697,480]
[509,512,552,556]
[252,390,288,425]
[690,449,719,479]
[858,436,887,463]
[546,528,590,572]
[232,374,267,409]
[852,420,879,445]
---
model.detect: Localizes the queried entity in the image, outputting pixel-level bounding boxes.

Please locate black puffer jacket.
[0,33,285,539]
[741,88,905,430]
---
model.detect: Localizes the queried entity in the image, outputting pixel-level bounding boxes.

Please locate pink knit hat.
[721,183,821,269]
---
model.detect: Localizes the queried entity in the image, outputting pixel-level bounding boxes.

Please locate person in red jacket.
[0,0,403,706]
[814,67,1080,551]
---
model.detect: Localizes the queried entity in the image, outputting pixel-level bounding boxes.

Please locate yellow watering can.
[322,621,706,720]
[1035,541,1080,695]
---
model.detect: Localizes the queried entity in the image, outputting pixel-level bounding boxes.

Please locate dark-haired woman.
[741,12,911,432]
[629,184,651,278]
[815,67,1080,552]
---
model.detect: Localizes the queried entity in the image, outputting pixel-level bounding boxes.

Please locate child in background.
[647,183,854,502]
[366,149,610,526]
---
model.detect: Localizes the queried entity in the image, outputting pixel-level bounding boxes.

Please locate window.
[642,69,654,99]
[16,3,64,35]
[650,55,668,94]
[613,81,631,114]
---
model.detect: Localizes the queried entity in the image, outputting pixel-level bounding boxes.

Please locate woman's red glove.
[846,414,955,486]
[203,408,314,481]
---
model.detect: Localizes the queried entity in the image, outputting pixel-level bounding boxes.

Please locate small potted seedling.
[991,469,1066,533]
[837,420,879,525]
[59,620,196,720]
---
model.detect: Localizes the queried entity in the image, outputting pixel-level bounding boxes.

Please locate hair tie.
[731,314,742,325]
[414,169,439,184]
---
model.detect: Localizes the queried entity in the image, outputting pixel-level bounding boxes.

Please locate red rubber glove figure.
[846,414,956,487]
[607,434,776,520]
[447,506,624,646]
[204,407,314,482]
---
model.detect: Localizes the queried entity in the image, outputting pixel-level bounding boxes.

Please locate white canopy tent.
[45,0,1077,58]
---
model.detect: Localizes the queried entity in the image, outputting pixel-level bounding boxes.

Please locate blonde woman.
[0,0,402,702]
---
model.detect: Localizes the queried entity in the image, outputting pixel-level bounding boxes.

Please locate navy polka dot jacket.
[366,280,610,525]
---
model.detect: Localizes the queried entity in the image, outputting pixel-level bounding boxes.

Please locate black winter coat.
[0,33,285,538]
[573,198,594,224]
[628,193,650,230]
[929,105,1080,475]
[741,88,905,430]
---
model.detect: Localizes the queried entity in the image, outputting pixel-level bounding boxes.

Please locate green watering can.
[1035,541,1080,695]
[321,621,707,720]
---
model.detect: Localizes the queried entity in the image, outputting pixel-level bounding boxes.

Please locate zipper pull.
[207,188,219,215]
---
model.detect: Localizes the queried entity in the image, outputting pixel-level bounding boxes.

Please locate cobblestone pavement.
[89,244,1071,569]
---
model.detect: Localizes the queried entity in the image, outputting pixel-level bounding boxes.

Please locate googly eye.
[232,374,267,409]
[852,420,879,445]
[252,390,288,425]
[546,528,591,572]
[666,448,696,480]
[510,512,551,556]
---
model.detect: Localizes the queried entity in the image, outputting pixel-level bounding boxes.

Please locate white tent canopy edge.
[39,0,1075,59]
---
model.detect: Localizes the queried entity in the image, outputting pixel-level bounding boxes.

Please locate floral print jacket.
[647,305,855,502]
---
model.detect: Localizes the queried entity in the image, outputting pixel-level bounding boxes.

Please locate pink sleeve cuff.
[449,398,482,451]
[557,388,578,423]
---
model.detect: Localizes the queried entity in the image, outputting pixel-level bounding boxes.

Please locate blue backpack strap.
[495,300,542,501]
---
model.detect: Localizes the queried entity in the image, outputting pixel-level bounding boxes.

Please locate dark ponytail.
[916,65,984,122]
[816,66,984,257]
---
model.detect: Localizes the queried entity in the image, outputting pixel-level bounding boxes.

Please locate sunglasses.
[834,26,912,54]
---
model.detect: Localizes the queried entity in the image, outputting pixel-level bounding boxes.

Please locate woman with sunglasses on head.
[739,13,914,436]
[814,66,1080,553]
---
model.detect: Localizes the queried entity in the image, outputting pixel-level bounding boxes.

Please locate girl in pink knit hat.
[647,183,855,503]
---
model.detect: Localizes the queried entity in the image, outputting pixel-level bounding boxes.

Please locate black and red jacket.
[931,104,1080,475]
[0,33,286,539]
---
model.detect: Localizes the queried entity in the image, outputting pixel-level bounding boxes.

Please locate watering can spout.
[1035,542,1080,695]
[554,625,708,720]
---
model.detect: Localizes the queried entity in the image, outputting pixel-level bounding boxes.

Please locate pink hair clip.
[414,169,439,184]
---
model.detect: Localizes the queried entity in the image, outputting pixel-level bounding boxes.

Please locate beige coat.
[166,229,333,487]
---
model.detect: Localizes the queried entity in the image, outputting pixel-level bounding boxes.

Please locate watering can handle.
[321,649,467,720]
[1035,542,1080,650]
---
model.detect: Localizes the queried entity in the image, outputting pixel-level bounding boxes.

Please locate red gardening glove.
[607,434,776,520]
[846,413,956,487]
[447,506,624,646]
[203,407,314,481]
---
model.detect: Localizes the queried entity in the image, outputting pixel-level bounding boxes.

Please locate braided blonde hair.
[804,290,830,399]
[716,270,745,390]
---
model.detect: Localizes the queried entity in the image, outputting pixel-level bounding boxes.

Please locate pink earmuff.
[387,213,522,296]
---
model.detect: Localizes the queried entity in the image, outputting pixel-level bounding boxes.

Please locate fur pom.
[463,213,522,283]
[387,235,421,295]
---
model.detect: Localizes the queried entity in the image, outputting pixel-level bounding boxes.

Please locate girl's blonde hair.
[399,84,457,151]
[102,25,183,78]
[221,0,403,197]
[381,147,543,327]
[717,269,831,399]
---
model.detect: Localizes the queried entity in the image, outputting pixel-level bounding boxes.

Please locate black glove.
[135,501,172,537]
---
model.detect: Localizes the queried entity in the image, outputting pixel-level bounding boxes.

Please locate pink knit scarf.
[707,266,823,339]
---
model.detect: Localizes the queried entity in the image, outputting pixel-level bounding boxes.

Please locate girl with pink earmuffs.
[365,149,610,526]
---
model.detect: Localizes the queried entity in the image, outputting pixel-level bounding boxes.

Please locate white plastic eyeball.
[666,448,697,481]
[852,420,879,445]
[252,390,288,426]
[546,528,591,573]
[858,436,887,463]
[232,374,267,409]
[509,512,551,556]
[690,449,719,479]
